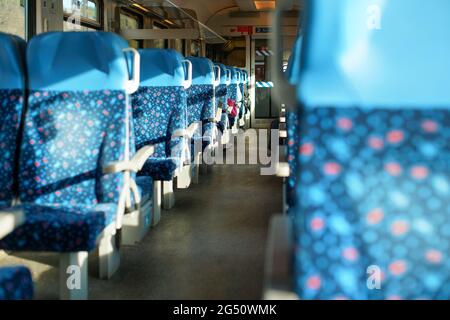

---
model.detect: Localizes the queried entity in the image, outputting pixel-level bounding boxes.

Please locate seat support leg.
[98,224,120,280]
[162,180,175,210]
[59,251,88,300]
[153,180,162,225]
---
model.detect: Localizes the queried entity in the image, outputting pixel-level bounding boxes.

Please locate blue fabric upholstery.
[284,37,303,211]
[136,176,153,201]
[132,86,187,181]
[293,0,450,300]
[186,57,216,150]
[0,266,33,300]
[214,63,229,133]
[0,32,132,253]
[0,33,26,209]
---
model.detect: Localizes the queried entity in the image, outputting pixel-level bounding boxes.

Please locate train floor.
[0,131,283,299]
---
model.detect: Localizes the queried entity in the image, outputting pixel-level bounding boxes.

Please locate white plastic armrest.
[276,162,290,178]
[186,122,200,138]
[103,145,155,174]
[172,129,188,139]
[0,209,25,240]
[130,145,155,171]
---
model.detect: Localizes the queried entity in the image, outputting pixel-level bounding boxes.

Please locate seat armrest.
[263,215,298,300]
[186,122,200,138]
[0,209,25,240]
[103,145,155,174]
[276,162,290,178]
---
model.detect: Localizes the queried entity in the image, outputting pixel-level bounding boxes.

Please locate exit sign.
[255,27,271,33]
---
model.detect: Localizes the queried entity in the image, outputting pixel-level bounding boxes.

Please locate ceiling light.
[254,1,276,10]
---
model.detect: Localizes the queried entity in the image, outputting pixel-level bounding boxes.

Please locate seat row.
[268,0,450,300]
[0,31,249,300]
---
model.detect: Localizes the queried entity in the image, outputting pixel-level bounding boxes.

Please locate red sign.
[236,26,253,35]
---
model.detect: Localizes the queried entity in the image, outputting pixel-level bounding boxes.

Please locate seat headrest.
[27,32,131,91]
[0,33,26,90]
[286,36,302,85]
[300,0,450,108]
[215,63,229,85]
[227,67,240,84]
[187,57,215,86]
[139,49,186,87]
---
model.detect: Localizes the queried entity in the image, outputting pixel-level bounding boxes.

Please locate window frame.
[119,7,144,49]
[63,0,104,31]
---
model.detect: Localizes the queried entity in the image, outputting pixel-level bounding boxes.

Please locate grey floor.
[0,135,282,299]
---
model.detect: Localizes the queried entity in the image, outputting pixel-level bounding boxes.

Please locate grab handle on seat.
[123,48,140,95]
[225,69,232,86]
[182,60,193,89]
[213,65,221,87]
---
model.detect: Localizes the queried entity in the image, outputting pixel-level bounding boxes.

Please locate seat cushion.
[0,203,117,252]
[139,157,179,181]
[0,266,33,300]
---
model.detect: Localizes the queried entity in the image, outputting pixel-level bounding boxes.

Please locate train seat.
[237,70,246,128]
[186,57,218,182]
[131,49,189,210]
[227,67,241,134]
[0,32,33,301]
[214,63,231,144]
[283,36,303,212]
[293,0,450,299]
[0,32,143,299]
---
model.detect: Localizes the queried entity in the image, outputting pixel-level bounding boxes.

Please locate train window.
[63,0,103,31]
[0,0,26,38]
[120,8,144,49]
[173,39,185,54]
[190,40,201,57]
[152,22,168,49]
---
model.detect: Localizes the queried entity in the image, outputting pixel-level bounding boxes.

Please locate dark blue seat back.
[294,0,450,300]
[0,33,26,209]
[214,63,229,112]
[131,49,187,160]
[21,32,131,207]
[186,57,215,131]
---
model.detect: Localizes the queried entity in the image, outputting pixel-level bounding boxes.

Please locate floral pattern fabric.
[294,107,450,300]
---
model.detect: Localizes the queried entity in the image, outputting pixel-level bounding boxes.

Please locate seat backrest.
[294,0,450,300]
[227,67,240,106]
[285,36,302,85]
[214,63,229,111]
[132,49,187,159]
[186,57,215,133]
[0,33,26,208]
[21,32,131,207]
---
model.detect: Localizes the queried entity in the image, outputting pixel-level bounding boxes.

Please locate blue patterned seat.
[0,33,137,299]
[0,33,33,301]
[293,0,450,300]
[226,67,241,129]
[132,49,188,182]
[284,36,303,211]
[0,33,27,210]
[186,57,217,153]
[214,63,230,133]
[0,266,33,300]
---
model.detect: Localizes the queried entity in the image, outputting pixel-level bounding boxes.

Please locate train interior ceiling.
[2,0,450,302]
